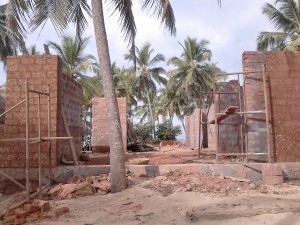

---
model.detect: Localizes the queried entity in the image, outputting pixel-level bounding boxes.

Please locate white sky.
[0,0,273,85]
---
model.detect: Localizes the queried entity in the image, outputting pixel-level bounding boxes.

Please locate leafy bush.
[156,120,181,141]
[134,122,153,143]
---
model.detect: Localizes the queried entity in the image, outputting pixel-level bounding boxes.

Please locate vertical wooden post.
[25,78,30,201]
[213,77,219,163]
[47,85,52,185]
[262,64,271,163]
[38,94,41,189]
[198,99,202,159]
[237,74,244,155]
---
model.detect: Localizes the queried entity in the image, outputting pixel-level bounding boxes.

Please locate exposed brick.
[91,98,127,152]
[0,55,82,168]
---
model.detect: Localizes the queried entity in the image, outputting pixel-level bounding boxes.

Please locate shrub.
[134,122,153,143]
[156,120,181,141]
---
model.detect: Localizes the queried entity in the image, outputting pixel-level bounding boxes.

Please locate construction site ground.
[1,170,300,225]
[85,145,230,166]
[1,145,300,225]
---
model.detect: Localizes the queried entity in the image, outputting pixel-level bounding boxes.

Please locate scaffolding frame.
[0,78,72,201]
[198,66,272,163]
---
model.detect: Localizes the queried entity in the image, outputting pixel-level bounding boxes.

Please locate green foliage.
[134,122,153,143]
[156,120,181,141]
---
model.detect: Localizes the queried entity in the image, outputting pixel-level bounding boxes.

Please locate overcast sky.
[0,0,274,85]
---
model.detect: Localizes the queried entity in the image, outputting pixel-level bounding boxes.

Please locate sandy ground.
[5,177,297,225]
[25,187,300,225]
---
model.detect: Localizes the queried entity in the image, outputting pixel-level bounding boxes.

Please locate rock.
[219,176,225,180]
[249,183,256,189]
[289,182,294,185]
[236,188,242,191]
[24,204,41,213]
[55,207,70,217]
[33,199,50,212]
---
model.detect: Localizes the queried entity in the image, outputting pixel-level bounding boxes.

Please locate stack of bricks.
[0,55,82,169]
[91,98,127,152]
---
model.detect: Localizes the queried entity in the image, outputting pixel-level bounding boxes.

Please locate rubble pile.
[48,173,112,200]
[1,199,69,225]
[141,171,257,196]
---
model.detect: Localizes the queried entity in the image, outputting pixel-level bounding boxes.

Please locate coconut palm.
[48,35,99,79]
[168,37,217,109]
[125,42,167,138]
[257,0,300,51]
[114,67,138,118]
[0,4,27,65]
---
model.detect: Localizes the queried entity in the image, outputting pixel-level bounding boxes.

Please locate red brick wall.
[205,81,241,152]
[0,85,5,124]
[243,52,268,160]
[185,109,208,149]
[0,55,82,168]
[91,98,127,152]
[265,51,300,162]
[184,116,190,145]
[243,51,300,162]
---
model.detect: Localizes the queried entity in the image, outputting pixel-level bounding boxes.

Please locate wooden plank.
[208,105,239,124]
[61,109,78,166]
[224,106,239,114]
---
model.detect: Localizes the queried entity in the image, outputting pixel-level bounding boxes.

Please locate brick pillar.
[91,98,127,153]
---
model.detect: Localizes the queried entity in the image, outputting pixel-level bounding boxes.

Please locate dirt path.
[23,182,300,225]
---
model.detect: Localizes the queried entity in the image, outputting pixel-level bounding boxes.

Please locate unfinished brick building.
[0,55,82,173]
[185,51,300,162]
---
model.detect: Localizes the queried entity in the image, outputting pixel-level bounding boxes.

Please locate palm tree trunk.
[146,89,156,138]
[91,0,127,193]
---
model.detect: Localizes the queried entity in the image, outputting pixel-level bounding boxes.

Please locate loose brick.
[14,208,27,218]
[33,199,51,212]
[24,204,41,213]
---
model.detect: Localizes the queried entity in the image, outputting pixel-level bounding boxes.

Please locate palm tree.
[0,4,27,65]
[114,67,138,118]
[257,0,300,51]
[48,35,99,79]
[168,37,216,109]
[125,42,167,138]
